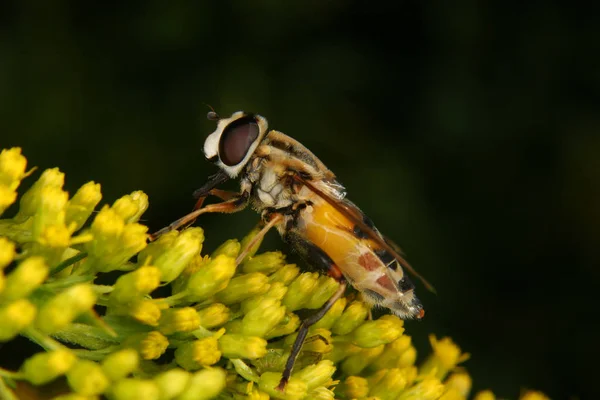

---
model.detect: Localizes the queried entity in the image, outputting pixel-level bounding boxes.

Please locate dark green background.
[2,1,598,399]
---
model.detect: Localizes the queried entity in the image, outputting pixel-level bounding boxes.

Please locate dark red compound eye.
[218,116,259,166]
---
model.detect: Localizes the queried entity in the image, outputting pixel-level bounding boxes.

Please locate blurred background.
[1,1,598,398]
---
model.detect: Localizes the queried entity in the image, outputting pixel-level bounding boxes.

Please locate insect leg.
[235,213,284,265]
[277,279,347,391]
[192,188,241,211]
[150,193,249,241]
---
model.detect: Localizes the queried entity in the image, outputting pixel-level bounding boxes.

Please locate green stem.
[50,252,88,274]
[22,328,64,351]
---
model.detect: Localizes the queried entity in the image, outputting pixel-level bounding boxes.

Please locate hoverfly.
[152,110,432,390]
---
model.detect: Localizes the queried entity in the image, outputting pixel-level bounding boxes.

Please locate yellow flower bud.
[303,276,339,309]
[473,390,496,400]
[65,181,102,231]
[397,377,445,400]
[264,312,300,339]
[420,335,470,380]
[443,372,472,399]
[0,299,36,341]
[140,331,169,360]
[197,303,230,329]
[185,255,236,302]
[242,251,286,274]
[211,238,241,258]
[239,225,265,262]
[0,256,48,301]
[338,376,369,399]
[520,391,550,400]
[258,372,307,400]
[368,335,413,371]
[158,307,200,335]
[282,272,319,311]
[219,334,267,359]
[101,348,139,381]
[16,168,64,220]
[175,337,222,370]
[215,272,270,304]
[153,368,190,400]
[307,387,335,400]
[332,300,369,335]
[0,147,27,190]
[176,368,226,400]
[312,297,346,331]
[143,228,203,282]
[110,265,161,304]
[22,348,76,385]
[110,379,160,400]
[112,191,148,224]
[342,345,384,375]
[128,299,162,326]
[0,184,17,216]
[31,186,68,239]
[35,283,96,334]
[294,360,336,392]
[0,237,16,269]
[67,359,110,396]
[368,368,409,400]
[269,263,299,285]
[350,315,405,348]
[241,297,286,337]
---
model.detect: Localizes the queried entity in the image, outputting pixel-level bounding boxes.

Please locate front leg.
[150,192,249,241]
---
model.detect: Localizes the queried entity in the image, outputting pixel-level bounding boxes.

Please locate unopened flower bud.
[242,251,286,274]
[112,191,148,224]
[65,181,102,231]
[312,297,346,331]
[139,331,169,360]
[0,185,17,216]
[420,335,470,380]
[110,379,160,400]
[342,345,384,375]
[66,359,110,396]
[197,303,230,329]
[474,390,496,400]
[264,312,300,339]
[185,255,236,301]
[443,372,472,399]
[175,337,222,370]
[176,368,226,400]
[282,272,319,311]
[369,368,410,400]
[332,300,369,335]
[143,228,203,283]
[269,263,299,285]
[294,360,336,392]
[0,299,36,340]
[397,377,445,400]
[31,186,68,239]
[0,256,48,301]
[153,368,191,400]
[338,376,369,399]
[369,335,413,370]
[35,283,96,334]
[239,225,265,262]
[110,265,161,304]
[0,148,27,190]
[258,372,307,400]
[215,272,270,304]
[219,334,267,359]
[304,276,339,309]
[0,237,16,269]
[211,238,240,258]
[158,307,200,335]
[101,348,139,381]
[16,168,64,220]
[241,297,286,337]
[350,315,404,348]
[22,349,76,385]
[128,299,162,326]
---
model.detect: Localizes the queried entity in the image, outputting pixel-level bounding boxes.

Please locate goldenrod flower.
[21,348,76,385]
[0,256,48,302]
[0,148,552,400]
[101,348,139,381]
[66,359,110,395]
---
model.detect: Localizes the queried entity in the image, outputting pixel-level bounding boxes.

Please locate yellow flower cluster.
[0,148,548,400]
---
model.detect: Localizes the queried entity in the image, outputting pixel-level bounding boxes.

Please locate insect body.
[153,111,428,390]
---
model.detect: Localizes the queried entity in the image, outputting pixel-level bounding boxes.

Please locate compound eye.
[219,117,259,166]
